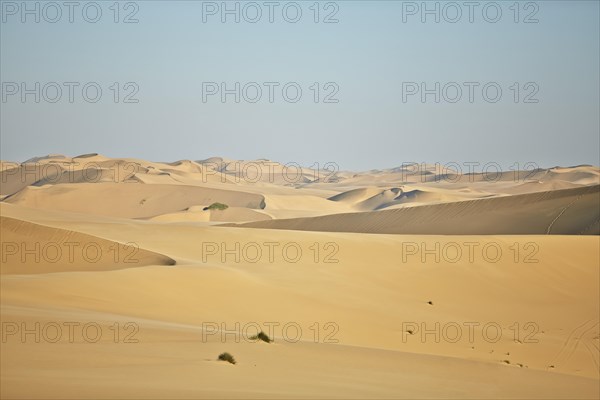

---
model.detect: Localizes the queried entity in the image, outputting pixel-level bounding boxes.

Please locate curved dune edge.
[0,216,175,274]
[225,185,600,234]
[328,186,485,207]
[147,206,273,223]
[3,183,266,219]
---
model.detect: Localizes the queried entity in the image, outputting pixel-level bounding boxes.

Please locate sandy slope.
[148,206,273,223]
[1,155,599,399]
[231,185,600,234]
[1,203,599,397]
[3,183,266,219]
[0,216,175,274]
[329,186,489,211]
[2,310,598,399]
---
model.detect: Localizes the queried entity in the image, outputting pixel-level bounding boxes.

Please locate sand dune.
[4,183,266,219]
[324,164,600,188]
[148,206,273,223]
[329,186,489,211]
[230,185,600,234]
[4,156,597,210]
[0,216,175,274]
[1,163,62,197]
[196,157,331,186]
[328,187,388,203]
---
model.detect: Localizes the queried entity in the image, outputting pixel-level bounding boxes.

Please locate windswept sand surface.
[1,155,599,399]
[231,185,600,234]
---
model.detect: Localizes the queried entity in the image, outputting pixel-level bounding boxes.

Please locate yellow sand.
[1,155,598,398]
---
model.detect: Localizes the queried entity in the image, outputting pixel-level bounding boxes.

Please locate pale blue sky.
[1,1,599,170]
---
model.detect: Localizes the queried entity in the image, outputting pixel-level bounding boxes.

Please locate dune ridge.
[4,183,266,219]
[227,185,600,234]
[0,216,175,274]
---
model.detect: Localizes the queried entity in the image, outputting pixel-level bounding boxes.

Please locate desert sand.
[1,154,599,399]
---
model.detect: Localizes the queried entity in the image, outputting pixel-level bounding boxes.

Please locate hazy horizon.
[2,1,599,170]
[2,151,599,174]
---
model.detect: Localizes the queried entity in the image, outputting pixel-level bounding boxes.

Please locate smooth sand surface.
[231,185,600,234]
[1,155,598,399]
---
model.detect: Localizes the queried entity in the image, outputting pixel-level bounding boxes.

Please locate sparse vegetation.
[218,352,236,364]
[249,331,272,343]
[204,202,229,211]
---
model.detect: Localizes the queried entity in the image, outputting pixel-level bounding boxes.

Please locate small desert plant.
[218,352,236,364]
[249,331,272,343]
[204,202,229,211]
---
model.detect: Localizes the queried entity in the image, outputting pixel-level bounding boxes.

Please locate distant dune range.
[1,154,599,225]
